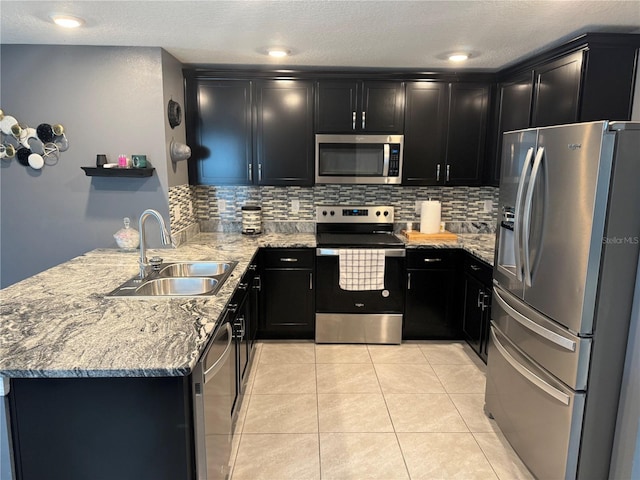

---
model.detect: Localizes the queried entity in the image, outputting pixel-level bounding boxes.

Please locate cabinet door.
[402,82,448,185]
[361,81,405,133]
[491,73,534,185]
[445,83,489,186]
[404,267,459,340]
[189,79,253,185]
[531,51,583,127]
[462,272,485,355]
[254,80,314,186]
[261,268,315,339]
[316,81,359,132]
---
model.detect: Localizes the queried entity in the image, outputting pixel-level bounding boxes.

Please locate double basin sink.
[107,261,238,298]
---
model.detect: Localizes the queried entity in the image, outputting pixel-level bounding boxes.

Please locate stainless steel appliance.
[192,319,234,480]
[486,121,640,480]
[315,205,405,344]
[315,134,403,184]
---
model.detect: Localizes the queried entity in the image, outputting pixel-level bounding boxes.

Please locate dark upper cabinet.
[254,80,314,186]
[531,51,583,128]
[316,80,404,133]
[487,35,639,186]
[489,73,534,184]
[402,82,448,185]
[445,83,489,186]
[187,79,253,185]
[403,82,488,186]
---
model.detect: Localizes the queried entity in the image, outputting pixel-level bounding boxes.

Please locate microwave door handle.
[383,144,390,176]
[514,147,534,282]
[523,147,544,287]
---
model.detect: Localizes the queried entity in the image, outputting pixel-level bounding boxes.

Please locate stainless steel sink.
[107,260,237,298]
[136,277,219,296]
[157,261,232,278]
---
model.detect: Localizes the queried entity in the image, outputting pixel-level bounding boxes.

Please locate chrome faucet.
[138,209,172,278]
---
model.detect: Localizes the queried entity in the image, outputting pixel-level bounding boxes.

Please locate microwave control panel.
[389,144,401,176]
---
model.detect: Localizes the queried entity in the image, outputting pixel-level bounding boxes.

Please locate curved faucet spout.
[139,209,172,278]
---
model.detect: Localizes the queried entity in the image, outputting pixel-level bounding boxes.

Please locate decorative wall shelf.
[81,167,155,177]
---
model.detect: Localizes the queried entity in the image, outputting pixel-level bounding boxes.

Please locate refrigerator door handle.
[491,327,571,406]
[514,147,535,282]
[493,286,576,352]
[522,146,544,287]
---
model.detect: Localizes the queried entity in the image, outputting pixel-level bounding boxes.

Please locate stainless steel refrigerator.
[485,121,640,480]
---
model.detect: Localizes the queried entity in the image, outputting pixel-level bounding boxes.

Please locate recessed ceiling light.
[267,48,290,58]
[50,14,85,28]
[448,53,470,62]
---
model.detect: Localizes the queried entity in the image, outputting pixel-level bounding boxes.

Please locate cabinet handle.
[470,264,481,271]
[280,257,298,262]
[477,290,483,308]
[407,272,411,290]
[309,273,313,290]
[362,111,366,129]
[238,282,248,290]
[248,163,253,182]
[258,163,262,182]
[446,164,450,182]
[253,275,262,292]
[482,292,491,311]
[234,316,245,339]
[436,164,441,181]
[352,111,356,130]
[423,258,442,263]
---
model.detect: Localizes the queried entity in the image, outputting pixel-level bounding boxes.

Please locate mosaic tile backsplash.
[169,184,499,234]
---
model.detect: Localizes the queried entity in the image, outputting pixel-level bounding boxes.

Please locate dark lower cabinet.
[403,249,461,339]
[259,248,315,339]
[462,253,492,363]
[9,376,194,480]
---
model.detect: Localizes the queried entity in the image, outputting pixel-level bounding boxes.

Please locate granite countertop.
[402,233,496,266]
[0,231,494,379]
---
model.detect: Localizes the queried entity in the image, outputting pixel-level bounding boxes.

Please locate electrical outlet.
[415,200,421,214]
[218,199,226,212]
[174,207,182,222]
[291,199,300,213]
[483,200,493,213]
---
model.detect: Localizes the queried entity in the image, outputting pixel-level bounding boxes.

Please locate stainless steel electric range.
[315,205,406,344]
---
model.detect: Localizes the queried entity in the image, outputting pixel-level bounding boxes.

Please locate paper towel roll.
[420,200,441,234]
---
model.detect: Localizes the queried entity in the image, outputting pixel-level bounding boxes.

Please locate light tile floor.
[230,340,535,480]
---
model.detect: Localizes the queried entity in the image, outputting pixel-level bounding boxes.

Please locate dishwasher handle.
[203,322,233,383]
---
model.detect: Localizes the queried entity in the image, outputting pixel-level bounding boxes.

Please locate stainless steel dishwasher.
[192,318,234,480]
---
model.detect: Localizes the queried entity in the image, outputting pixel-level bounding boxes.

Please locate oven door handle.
[316,248,406,257]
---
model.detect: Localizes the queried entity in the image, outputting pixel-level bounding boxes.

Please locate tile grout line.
[368,343,413,480]
[314,342,322,480]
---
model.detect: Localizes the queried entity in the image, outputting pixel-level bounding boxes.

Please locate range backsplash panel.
[169,184,499,235]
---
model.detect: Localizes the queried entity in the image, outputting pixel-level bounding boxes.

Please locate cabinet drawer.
[263,249,314,269]
[464,253,492,285]
[406,248,459,269]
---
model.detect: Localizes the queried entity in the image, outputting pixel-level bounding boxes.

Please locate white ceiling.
[1,1,639,70]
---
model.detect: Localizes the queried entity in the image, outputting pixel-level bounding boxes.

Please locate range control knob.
[376,211,381,216]
[322,210,327,216]
[383,211,389,216]
[330,210,335,216]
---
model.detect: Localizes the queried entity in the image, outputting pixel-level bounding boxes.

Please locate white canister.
[419,200,441,234]
[241,205,262,235]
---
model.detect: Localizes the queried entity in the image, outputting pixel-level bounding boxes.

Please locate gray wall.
[610,67,640,478]
[0,45,181,288]
[161,49,189,187]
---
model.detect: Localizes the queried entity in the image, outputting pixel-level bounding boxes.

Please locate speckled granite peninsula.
[0,232,494,379]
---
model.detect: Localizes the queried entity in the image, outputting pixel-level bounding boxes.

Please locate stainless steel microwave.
[315,134,404,184]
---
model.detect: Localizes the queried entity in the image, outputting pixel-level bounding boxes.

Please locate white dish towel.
[338,249,386,291]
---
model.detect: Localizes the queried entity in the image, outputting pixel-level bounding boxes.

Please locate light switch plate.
[291,199,300,213]
[483,200,493,213]
[218,199,226,212]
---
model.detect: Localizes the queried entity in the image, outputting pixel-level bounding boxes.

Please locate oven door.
[315,134,403,184]
[315,248,405,313]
